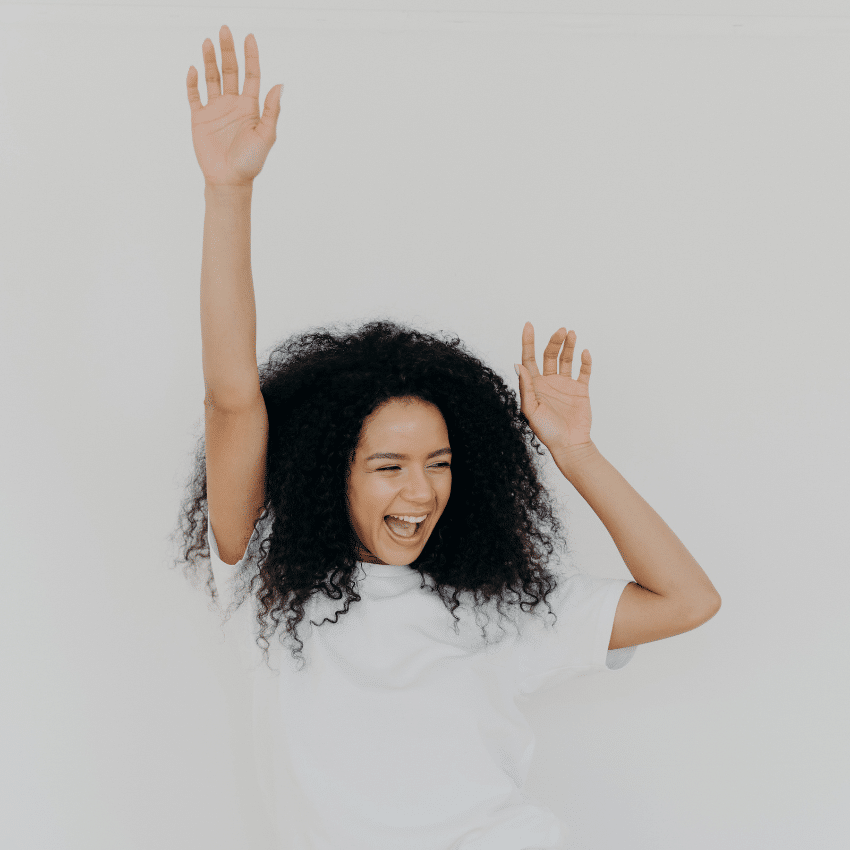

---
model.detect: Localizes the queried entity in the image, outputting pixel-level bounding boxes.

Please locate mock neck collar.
[357,560,415,578]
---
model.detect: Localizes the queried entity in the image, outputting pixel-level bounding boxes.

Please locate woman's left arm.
[515,323,721,649]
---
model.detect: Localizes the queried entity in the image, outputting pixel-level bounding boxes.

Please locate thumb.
[514,363,528,403]
[257,84,283,142]
[515,362,540,414]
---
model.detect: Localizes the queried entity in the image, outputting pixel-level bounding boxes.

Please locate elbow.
[694,593,722,624]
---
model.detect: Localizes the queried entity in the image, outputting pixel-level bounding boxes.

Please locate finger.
[542,327,568,376]
[186,66,202,113]
[219,25,239,97]
[202,36,221,101]
[558,329,577,377]
[520,321,542,379]
[514,363,539,418]
[577,349,592,386]
[242,33,261,101]
[256,83,284,144]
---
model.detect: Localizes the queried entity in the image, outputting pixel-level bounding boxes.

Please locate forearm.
[552,441,721,609]
[200,182,260,408]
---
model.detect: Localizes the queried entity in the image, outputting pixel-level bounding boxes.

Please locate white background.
[2,2,848,848]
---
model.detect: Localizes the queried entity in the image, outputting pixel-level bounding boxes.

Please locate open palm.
[186,25,282,187]
[515,322,593,454]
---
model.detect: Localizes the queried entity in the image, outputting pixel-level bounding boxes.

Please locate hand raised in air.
[515,322,593,456]
[186,25,283,187]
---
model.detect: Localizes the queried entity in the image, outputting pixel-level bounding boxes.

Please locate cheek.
[350,479,389,522]
[440,474,452,499]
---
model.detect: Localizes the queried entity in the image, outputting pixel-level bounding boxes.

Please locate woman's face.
[346,397,452,566]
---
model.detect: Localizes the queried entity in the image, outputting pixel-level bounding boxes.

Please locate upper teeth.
[388,514,427,523]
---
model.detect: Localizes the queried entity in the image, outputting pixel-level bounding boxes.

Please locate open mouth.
[384,515,426,541]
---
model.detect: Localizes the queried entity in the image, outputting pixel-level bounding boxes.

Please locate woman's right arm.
[187,24,282,564]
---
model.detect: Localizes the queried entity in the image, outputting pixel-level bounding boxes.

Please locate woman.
[174,25,721,850]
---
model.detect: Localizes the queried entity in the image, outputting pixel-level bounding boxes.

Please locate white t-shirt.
[207,512,636,850]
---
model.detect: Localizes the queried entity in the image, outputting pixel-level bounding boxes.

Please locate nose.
[400,466,436,500]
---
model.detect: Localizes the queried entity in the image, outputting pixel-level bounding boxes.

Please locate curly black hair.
[170,317,574,671]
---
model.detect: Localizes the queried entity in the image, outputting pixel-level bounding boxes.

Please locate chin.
[359,521,435,565]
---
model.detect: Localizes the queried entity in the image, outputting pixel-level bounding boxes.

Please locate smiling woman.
[172,23,720,850]
[174,317,570,670]
[346,397,453,563]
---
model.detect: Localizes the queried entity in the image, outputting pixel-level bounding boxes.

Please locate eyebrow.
[365,448,452,461]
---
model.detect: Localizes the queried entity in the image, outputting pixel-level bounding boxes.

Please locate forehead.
[358,398,448,446]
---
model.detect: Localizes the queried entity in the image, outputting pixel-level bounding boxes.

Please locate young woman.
[177,25,721,850]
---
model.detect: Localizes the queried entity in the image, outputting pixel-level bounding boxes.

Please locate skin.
[346,397,452,566]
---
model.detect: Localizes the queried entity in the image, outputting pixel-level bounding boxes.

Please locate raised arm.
[515,324,721,650]
[186,25,282,564]
[187,24,283,407]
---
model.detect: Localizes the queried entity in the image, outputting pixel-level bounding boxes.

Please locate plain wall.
[2,2,848,848]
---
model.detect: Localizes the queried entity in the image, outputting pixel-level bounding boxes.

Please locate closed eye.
[378,463,451,471]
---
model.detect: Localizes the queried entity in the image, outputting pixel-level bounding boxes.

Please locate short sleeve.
[510,572,637,697]
[207,514,263,613]
[207,514,271,674]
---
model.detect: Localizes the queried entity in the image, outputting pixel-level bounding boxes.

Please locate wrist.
[550,439,601,477]
[205,182,254,200]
